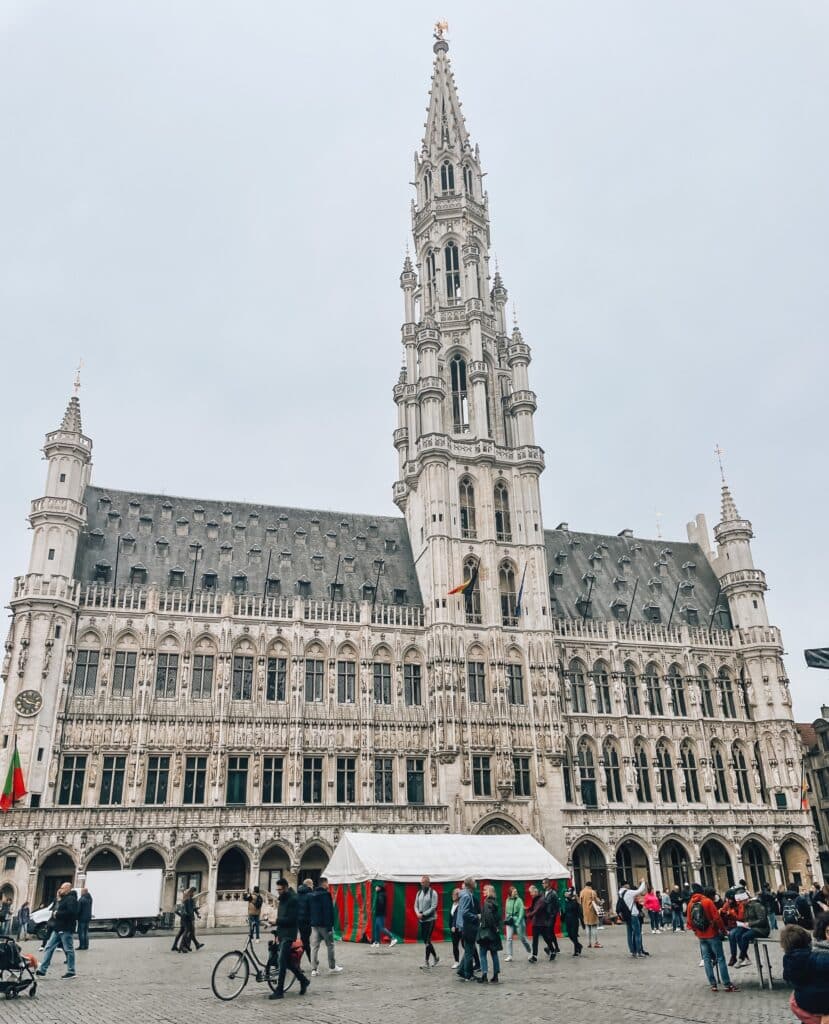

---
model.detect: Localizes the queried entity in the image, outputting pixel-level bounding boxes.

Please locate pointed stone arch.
[471,811,522,835]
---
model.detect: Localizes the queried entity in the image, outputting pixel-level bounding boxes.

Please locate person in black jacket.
[296,877,314,963]
[563,888,584,956]
[172,887,203,952]
[77,887,93,950]
[782,923,829,1019]
[309,877,342,976]
[35,883,78,979]
[372,884,397,947]
[268,878,310,1000]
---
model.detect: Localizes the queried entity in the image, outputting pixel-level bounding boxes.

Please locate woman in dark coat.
[172,887,203,952]
[563,888,584,956]
[476,885,503,984]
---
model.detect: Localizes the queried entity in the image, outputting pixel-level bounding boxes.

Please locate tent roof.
[325,832,569,884]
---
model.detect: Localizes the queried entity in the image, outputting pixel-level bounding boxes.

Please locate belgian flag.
[0,742,27,812]
[448,558,480,617]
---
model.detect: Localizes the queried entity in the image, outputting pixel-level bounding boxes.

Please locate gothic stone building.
[0,34,815,924]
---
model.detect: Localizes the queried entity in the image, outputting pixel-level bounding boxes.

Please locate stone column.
[206,858,218,928]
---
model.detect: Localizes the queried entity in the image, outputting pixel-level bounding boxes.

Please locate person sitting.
[781,924,829,1024]
[732,889,770,967]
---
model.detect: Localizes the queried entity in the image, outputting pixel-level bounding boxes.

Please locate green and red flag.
[0,743,27,812]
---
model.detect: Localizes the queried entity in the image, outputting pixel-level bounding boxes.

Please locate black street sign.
[805,649,829,670]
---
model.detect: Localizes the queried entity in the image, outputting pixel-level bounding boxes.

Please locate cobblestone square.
[0,924,794,1024]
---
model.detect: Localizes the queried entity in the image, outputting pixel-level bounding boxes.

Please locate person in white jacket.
[620,878,648,958]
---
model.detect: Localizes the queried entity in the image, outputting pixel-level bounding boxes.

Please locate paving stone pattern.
[0,924,794,1024]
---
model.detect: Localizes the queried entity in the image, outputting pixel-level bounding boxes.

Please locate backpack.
[616,893,632,923]
[690,899,708,933]
[782,897,801,925]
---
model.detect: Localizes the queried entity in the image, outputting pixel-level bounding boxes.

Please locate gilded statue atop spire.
[434,19,449,40]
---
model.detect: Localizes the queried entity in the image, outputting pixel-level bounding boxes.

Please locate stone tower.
[0,392,92,803]
[393,31,549,633]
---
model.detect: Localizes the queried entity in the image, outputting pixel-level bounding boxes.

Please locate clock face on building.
[14,690,43,718]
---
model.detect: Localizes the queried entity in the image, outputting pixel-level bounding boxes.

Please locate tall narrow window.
[568,660,588,713]
[592,661,612,714]
[262,756,284,804]
[232,655,253,700]
[506,662,524,705]
[499,562,517,626]
[624,663,641,715]
[375,757,394,803]
[373,661,392,705]
[304,658,325,702]
[459,477,477,539]
[302,757,323,803]
[513,756,531,797]
[450,354,469,431]
[266,657,286,701]
[562,744,574,803]
[644,664,663,715]
[155,653,178,698]
[425,248,437,309]
[493,481,512,541]
[463,163,474,194]
[404,663,422,706]
[699,666,714,717]
[462,555,481,625]
[423,168,432,201]
[578,743,598,808]
[440,160,455,191]
[603,742,623,802]
[337,660,356,704]
[58,754,87,806]
[472,755,492,797]
[719,668,737,718]
[111,651,136,697]
[183,755,207,805]
[656,742,676,802]
[467,661,486,703]
[681,744,701,803]
[73,649,99,696]
[754,741,769,804]
[712,745,729,803]
[99,755,126,806]
[635,743,652,802]
[667,666,687,717]
[145,755,170,805]
[444,240,461,301]
[336,756,356,803]
[191,654,214,699]
[734,744,752,803]
[406,757,425,804]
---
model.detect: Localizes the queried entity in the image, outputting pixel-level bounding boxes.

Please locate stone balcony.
[12,574,81,604]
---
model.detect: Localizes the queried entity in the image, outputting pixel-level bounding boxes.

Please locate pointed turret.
[710,470,769,629]
[421,33,471,163]
[720,481,740,523]
[59,394,83,435]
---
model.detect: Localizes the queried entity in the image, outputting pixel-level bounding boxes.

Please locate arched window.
[644,663,663,715]
[462,555,481,625]
[425,249,437,309]
[712,743,729,803]
[577,740,597,808]
[499,562,517,626]
[450,354,469,432]
[592,660,612,714]
[718,667,737,718]
[624,661,641,715]
[754,741,769,804]
[603,740,623,803]
[444,240,461,302]
[635,741,652,802]
[568,659,588,713]
[440,160,455,192]
[463,164,474,194]
[698,665,714,717]
[656,740,677,802]
[667,665,687,717]
[733,743,752,803]
[423,168,432,201]
[680,741,701,802]
[459,477,477,539]
[493,481,512,541]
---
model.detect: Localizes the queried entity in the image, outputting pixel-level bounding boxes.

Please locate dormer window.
[631,544,642,554]
[155,537,169,554]
[714,605,732,629]
[265,577,280,597]
[362,583,376,602]
[384,538,397,553]
[393,587,407,605]
[129,564,147,586]
[231,573,247,595]
[373,558,385,573]
[644,603,661,623]
[614,576,628,591]
[582,571,596,585]
[168,566,185,589]
[329,581,344,601]
[160,501,173,521]
[682,561,697,578]
[683,606,700,626]
[569,537,581,549]
[549,570,563,590]
[297,579,311,598]
[93,561,111,583]
[575,595,593,620]
[679,580,695,594]
[440,160,455,192]
[202,570,218,591]
[311,554,324,572]
[175,517,189,537]
[648,577,662,593]
[121,534,136,554]
[555,551,567,566]
[611,598,627,621]
[193,506,205,522]
[589,552,602,570]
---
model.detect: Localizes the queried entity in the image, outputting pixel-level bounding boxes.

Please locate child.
[781,924,829,1024]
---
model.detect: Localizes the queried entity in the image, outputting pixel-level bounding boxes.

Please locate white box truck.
[30,869,163,939]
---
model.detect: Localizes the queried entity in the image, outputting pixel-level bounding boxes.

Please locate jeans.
[648,910,661,931]
[699,937,731,987]
[480,946,500,978]
[505,920,530,956]
[768,911,778,931]
[77,921,89,949]
[38,929,75,975]
[419,919,437,963]
[274,936,307,993]
[672,908,684,931]
[458,931,477,978]
[373,915,393,943]
[311,926,336,970]
[735,926,758,958]
[248,915,260,940]
[585,924,598,945]
[626,915,643,955]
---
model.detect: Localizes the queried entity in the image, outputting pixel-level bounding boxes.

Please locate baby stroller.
[0,936,37,998]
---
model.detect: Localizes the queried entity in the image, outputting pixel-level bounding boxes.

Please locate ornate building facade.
[0,32,815,924]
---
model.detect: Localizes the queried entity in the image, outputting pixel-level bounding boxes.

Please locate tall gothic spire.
[59,395,83,435]
[421,31,471,163]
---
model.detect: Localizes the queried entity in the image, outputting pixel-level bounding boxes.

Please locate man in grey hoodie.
[414,875,439,969]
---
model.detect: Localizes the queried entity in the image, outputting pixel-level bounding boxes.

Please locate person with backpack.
[243,884,264,941]
[414,874,439,969]
[34,882,78,979]
[783,886,816,931]
[618,878,648,958]
[686,883,738,993]
[669,884,685,932]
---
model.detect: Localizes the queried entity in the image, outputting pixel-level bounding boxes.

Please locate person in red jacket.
[687,884,739,994]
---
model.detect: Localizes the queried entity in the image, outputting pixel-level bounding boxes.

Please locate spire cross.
[714,443,726,482]
[73,359,84,397]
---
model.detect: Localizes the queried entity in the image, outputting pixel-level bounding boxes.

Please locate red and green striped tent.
[327,832,569,944]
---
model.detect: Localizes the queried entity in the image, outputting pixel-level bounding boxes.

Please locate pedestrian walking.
[456,878,480,981]
[660,889,672,930]
[542,878,561,954]
[644,887,662,934]
[77,887,92,950]
[476,884,502,984]
[450,888,462,968]
[16,901,29,943]
[243,885,263,940]
[372,884,397,947]
[267,877,310,1000]
[563,888,584,956]
[504,885,530,961]
[296,876,313,962]
[669,884,685,932]
[687,883,738,993]
[526,884,555,962]
[172,886,203,952]
[414,874,439,969]
[618,878,648,958]
[759,883,778,931]
[309,877,342,977]
[579,879,602,949]
[35,882,78,979]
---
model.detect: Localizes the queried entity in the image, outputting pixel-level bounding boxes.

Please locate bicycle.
[211,933,296,1001]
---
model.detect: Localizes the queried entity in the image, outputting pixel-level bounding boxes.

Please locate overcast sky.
[1,1,827,718]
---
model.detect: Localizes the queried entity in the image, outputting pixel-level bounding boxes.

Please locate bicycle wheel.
[264,960,296,992]
[211,950,250,1001]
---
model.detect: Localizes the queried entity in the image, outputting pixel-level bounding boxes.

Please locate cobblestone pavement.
[0,924,793,1024]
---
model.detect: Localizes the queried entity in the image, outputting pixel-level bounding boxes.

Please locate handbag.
[504,916,516,928]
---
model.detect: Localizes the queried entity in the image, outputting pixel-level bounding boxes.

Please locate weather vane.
[434,19,449,40]
[714,443,725,482]
[73,359,84,397]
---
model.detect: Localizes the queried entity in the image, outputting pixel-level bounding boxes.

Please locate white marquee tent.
[325,831,569,885]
